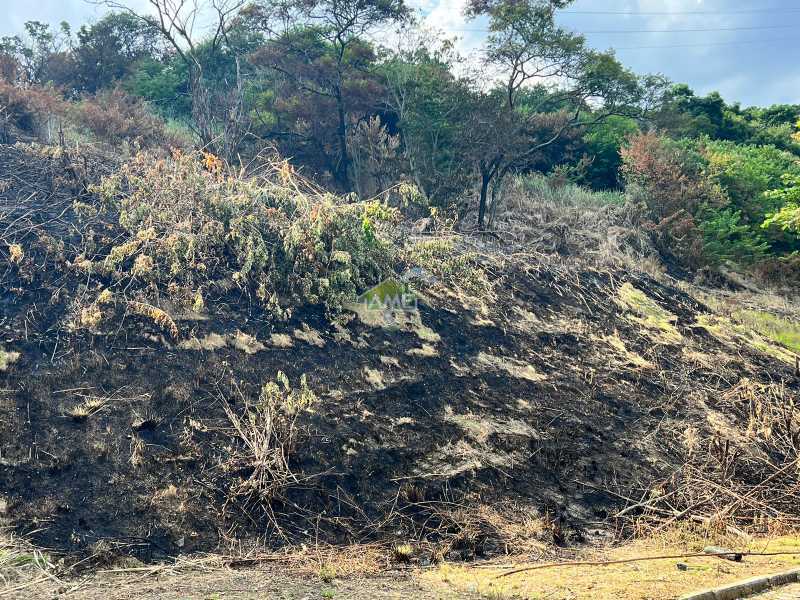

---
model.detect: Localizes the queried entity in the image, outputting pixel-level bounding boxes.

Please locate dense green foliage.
[764,175,800,235]
[621,131,800,268]
[2,0,800,281]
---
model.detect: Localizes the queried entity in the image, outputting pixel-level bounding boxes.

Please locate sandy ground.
[4,568,475,600]
[6,536,800,600]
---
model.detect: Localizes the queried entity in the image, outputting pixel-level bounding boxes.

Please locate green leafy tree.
[702,139,800,227]
[126,56,191,118]
[464,0,651,226]
[699,208,769,265]
[580,115,639,189]
[655,86,800,154]
[747,104,800,128]
[382,35,475,204]
[73,12,165,92]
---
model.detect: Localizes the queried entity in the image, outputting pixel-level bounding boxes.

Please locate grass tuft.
[392,543,414,563]
[616,282,682,344]
[318,564,336,584]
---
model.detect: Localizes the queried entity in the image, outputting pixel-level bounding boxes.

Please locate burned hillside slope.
[1,143,799,564]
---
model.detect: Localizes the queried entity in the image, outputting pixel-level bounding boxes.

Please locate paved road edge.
[679,568,800,600]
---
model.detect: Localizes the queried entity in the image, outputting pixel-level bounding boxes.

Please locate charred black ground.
[1,142,799,567]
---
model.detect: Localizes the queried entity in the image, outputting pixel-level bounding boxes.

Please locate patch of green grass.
[0,541,54,590]
[318,564,336,584]
[616,283,682,344]
[163,117,197,146]
[695,314,797,364]
[0,549,36,567]
[733,310,800,354]
[518,174,626,207]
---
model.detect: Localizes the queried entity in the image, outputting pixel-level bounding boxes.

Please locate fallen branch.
[496,550,800,578]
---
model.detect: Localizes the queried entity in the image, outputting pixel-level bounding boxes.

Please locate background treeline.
[1,0,799,280]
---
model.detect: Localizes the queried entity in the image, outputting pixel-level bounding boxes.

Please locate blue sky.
[2,0,798,107]
[557,0,799,107]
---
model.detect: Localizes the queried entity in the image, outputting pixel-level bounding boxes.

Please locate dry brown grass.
[485,174,659,272]
[219,372,318,527]
[0,531,60,597]
[424,531,800,600]
[71,88,190,150]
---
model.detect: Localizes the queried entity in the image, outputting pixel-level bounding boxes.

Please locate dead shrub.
[730,379,799,457]
[751,254,800,288]
[622,131,727,267]
[71,88,188,150]
[0,104,11,144]
[347,115,401,199]
[222,372,318,509]
[633,379,800,536]
[0,54,19,82]
[0,80,66,141]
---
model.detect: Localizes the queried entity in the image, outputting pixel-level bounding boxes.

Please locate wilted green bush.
[406,237,491,298]
[88,150,397,324]
[223,371,318,505]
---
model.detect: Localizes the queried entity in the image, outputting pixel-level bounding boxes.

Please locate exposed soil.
[1,142,799,574]
[8,536,800,599]
[8,567,474,600]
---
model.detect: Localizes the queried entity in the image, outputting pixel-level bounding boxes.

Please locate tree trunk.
[189,70,215,151]
[335,88,351,192]
[487,170,507,229]
[478,170,491,228]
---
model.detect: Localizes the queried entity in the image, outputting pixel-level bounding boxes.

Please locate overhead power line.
[450,24,797,34]
[562,7,800,16]
[579,24,797,34]
[436,26,794,51]
[612,37,795,50]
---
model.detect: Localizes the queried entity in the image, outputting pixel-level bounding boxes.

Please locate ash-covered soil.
[1,142,798,567]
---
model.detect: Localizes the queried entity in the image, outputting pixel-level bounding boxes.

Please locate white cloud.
[406,0,439,13]
[416,0,486,57]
